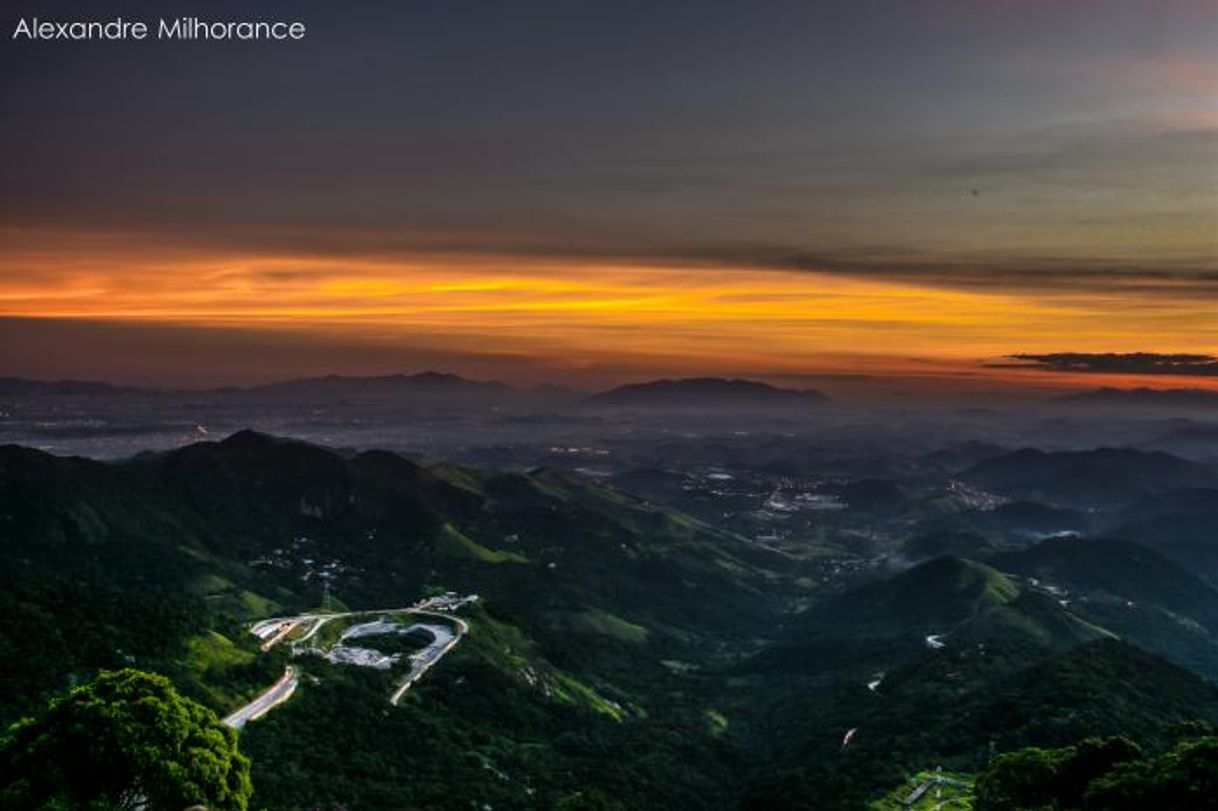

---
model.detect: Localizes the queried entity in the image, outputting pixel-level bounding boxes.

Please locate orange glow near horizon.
[2,231,1217,393]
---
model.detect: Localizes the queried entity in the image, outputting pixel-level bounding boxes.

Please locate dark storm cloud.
[666,247,1218,296]
[997,353,1218,376]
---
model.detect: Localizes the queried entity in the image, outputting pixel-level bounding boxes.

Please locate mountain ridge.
[586,377,829,410]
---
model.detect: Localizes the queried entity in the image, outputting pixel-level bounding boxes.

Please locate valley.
[3,396,1218,808]
[7,3,1216,805]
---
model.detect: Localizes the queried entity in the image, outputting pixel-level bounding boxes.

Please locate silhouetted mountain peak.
[251,371,510,392]
[586,377,828,410]
[217,429,300,450]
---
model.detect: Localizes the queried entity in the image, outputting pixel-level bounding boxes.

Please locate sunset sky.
[1,0,1215,394]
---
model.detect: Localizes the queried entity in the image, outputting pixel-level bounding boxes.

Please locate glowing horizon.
[2,2,1215,394]
[2,228,1216,394]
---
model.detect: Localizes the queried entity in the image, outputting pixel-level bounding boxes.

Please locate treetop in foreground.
[0,668,251,811]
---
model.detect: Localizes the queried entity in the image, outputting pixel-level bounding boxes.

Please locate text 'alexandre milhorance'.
[12,17,307,41]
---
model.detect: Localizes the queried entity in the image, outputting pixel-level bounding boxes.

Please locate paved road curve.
[224,595,476,728]
[389,612,469,705]
[222,666,299,729]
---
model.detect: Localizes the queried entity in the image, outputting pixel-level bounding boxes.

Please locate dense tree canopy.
[0,669,251,811]
[1086,737,1218,811]
[975,734,1218,811]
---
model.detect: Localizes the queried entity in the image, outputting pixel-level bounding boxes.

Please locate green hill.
[6,433,1218,810]
[740,639,1218,810]
[0,433,786,715]
[792,556,1106,653]
[0,433,799,808]
[997,538,1218,680]
[962,448,1218,510]
[736,549,1218,809]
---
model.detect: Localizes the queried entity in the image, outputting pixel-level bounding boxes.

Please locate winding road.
[389,612,470,705]
[222,596,475,730]
[222,666,299,729]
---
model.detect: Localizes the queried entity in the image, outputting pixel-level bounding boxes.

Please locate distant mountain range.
[962,447,1218,509]
[0,377,152,396]
[230,371,556,407]
[585,377,829,410]
[244,371,510,394]
[1059,387,1218,408]
[0,373,830,411]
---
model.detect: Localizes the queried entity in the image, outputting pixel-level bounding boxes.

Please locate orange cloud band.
[1,229,1216,390]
